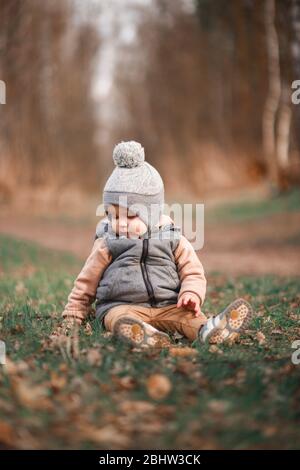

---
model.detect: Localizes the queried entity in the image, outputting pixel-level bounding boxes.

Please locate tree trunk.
[262,0,281,189]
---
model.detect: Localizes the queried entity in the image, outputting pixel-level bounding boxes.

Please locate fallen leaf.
[84,322,93,336]
[0,398,14,413]
[175,360,196,375]
[262,425,278,437]
[119,400,156,414]
[59,363,68,372]
[15,281,27,294]
[209,345,224,354]
[0,420,15,447]
[102,331,113,339]
[10,377,53,411]
[208,400,230,414]
[156,404,175,418]
[256,331,266,345]
[50,372,67,392]
[112,375,136,390]
[86,348,102,366]
[169,347,198,357]
[3,358,29,375]
[146,374,172,400]
[10,324,25,334]
[76,423,129,448]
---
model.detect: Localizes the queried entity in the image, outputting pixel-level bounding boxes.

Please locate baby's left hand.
[177,293,201,317]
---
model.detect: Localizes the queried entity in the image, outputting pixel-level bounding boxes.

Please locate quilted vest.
[94,222,181,322]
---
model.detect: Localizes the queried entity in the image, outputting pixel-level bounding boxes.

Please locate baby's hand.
[177,293,201,317]
[46,317,82,359]
[50,317,82,341]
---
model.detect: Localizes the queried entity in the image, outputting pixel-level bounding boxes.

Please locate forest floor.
[0,188,299,449]
[0,187,300,276]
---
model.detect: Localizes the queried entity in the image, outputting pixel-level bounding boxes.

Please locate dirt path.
[202,211,300,276]
[0,211,299,276]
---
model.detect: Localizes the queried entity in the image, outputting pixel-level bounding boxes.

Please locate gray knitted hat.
[103,141,164,232]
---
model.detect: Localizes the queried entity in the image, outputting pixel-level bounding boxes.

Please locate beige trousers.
[104,303,208,342]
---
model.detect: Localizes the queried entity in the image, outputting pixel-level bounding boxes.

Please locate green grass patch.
[206,187,300,223]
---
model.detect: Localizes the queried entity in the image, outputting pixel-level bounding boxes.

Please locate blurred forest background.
[0,0,300,209]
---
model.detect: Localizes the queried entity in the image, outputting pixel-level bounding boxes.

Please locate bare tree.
[0,0,101,202]
[263,0,282,188]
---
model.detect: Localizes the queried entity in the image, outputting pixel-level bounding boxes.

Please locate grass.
[0,234,300,449]
[206,187,300,223]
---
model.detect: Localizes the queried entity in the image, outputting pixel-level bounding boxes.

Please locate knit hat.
[103,141,164,233]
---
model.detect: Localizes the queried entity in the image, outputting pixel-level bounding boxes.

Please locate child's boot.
[198,298,253,344]
[113,316,171,349]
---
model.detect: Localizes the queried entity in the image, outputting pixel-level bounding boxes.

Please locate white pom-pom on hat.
[113,140,145,168]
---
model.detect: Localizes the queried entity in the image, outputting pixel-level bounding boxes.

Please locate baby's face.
[106,204,148,238]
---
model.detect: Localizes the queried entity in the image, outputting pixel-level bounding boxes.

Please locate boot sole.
[200,298,254,344]
[113,316,171,349]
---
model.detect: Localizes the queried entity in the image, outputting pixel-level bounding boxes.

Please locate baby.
[58,141,253,348]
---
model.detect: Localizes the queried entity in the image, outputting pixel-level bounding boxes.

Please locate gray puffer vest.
[94,222,182,323]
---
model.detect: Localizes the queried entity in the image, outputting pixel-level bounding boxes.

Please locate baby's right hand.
[50,317,82,341]
[46,317,82,359]
[177,292,201,317]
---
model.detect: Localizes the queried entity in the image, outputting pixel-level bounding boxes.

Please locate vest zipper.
[140,238,157,307]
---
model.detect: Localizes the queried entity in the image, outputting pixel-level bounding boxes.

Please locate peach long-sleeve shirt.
[62,220,206,322]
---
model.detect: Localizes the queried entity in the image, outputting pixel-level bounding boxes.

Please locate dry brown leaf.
[10,324,25,334]
[0,398,14,413]
[208,400,230,414]
[86,348,102,366]
[175,360,197,376]
[3,358,29,375]
[256,331,266,345]
[262,426,278,437]
[119,400,156,414]
[10,377,53,411]
[76,423,129,448]
[279,363,296,375]
[288,312,299,321]
[146,374,172,400]
[0,420,15,447]
[56,392,81,412]
[15,281,27,294]
[112,375,136,390]
[156,404,175,418]
[209,345,224,354]
[102,331,113,339]
[59,363,68,372]
[169,347,198,357]
[84,322,93,336]
[50,372,67,393]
